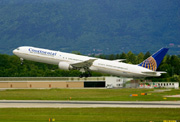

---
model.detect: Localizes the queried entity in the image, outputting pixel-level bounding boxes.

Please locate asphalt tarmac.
[0,100,180,108]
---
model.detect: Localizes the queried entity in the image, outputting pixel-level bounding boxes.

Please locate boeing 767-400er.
[13,46,169,78]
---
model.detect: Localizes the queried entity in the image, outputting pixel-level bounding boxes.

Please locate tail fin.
[138,48,169,71]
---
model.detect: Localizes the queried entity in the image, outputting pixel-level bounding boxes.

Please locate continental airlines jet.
[13,46,169,78]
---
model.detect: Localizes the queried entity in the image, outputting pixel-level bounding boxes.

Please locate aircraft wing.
[71,59,96,68]
[113,59,126,62]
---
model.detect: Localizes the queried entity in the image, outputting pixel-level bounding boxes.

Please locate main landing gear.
[79,71,92,78]
[78,68,92,78]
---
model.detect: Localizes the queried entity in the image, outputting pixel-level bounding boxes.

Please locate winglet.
[138,48,169,71]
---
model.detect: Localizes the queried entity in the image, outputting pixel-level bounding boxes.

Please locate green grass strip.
[0,89,180,101]
[0,108,180,122]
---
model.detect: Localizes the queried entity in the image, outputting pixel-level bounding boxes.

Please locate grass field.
[0,89,180,122]
[0,108,180,122]
[0,88,180,101]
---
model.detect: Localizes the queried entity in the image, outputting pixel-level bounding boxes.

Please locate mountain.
[0,0,179,55]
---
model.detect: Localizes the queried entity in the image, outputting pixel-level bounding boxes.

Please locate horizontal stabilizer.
[156,71,167,74]
[142,71,156,75]
[142,71,166,77]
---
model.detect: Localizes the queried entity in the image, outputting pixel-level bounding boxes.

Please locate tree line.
[0,52,179,82]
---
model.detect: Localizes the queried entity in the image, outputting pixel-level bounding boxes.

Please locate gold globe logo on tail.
[141,56,157,71]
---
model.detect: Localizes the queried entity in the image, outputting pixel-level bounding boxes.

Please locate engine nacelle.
[58,62,73,71]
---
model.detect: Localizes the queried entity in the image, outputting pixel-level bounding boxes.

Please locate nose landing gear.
[20,58,24,65]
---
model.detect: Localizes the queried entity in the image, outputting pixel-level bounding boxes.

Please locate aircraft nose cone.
[13,49,17,54]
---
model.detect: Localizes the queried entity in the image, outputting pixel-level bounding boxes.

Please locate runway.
[0,100,180,108]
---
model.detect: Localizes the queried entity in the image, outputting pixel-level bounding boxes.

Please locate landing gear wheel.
[84,73,89,78]
[79,74,83,78]
[88,73,92,77]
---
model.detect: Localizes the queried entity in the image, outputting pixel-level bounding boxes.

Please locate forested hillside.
[0,52,179,82]
[0,0,179,54]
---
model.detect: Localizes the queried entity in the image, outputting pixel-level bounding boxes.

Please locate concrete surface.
[0,100,180,108]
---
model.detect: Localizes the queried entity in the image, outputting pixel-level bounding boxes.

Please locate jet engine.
[58,62,73,71]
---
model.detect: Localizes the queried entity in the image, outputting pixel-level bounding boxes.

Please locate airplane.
[13,46,169,78]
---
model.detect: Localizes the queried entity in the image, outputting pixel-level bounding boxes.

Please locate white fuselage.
[13,46,161,78]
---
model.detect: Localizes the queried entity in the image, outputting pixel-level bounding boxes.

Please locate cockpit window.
[17,48,20,50]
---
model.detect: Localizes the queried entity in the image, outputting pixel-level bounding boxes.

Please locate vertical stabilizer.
[138,48,169,71]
